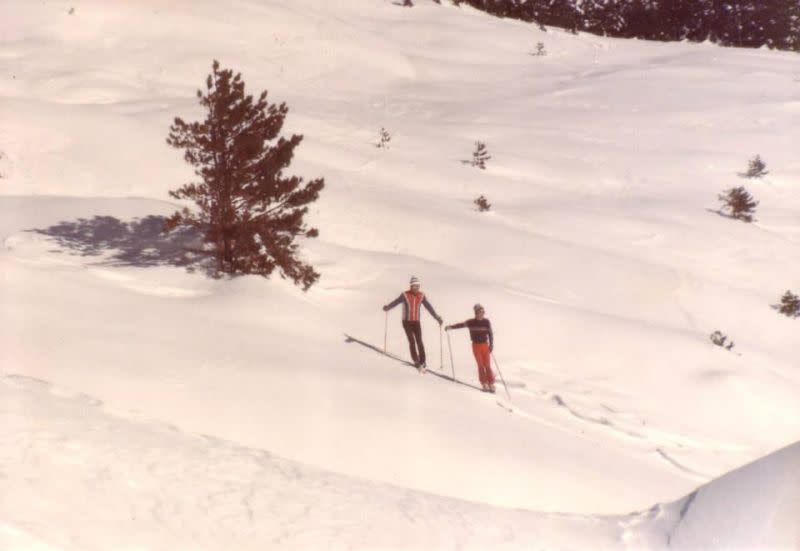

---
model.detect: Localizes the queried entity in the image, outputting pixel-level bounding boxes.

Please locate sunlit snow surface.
[1,0,799,549]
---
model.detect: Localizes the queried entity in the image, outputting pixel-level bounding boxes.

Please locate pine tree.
[377,127,391,148]
[474,195,491,211]
[718,186,758,222]
[778,290,800,318]
[471,141,491,169]
[449,0,798,51]
[742,155,769,178]
[710,330,734,350]
[165,61,324,290]
[532,41,547,56]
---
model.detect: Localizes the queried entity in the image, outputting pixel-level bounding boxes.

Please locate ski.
[344,334,417,367]
[344,334,482,392]
[345,334,515,413]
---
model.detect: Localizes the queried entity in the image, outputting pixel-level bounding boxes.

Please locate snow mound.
[668,441,800,550]
[628,441,800,550]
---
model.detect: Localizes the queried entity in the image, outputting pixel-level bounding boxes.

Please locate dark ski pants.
[402,320,426,366]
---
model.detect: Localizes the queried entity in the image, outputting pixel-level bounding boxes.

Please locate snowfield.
[1,0,799,549]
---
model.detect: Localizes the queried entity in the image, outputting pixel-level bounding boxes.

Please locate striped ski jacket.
[385,290,440,322]
[449,318,493,347]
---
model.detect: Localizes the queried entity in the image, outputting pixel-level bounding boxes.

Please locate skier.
[383,276,443,372]
[445,304,495,392]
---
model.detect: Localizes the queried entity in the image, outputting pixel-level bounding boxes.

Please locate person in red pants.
[445,304,495,392]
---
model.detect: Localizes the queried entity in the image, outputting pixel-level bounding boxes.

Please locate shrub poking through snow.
[710,331,735,351]
[471,141,491,169]
[718,186,758,222]
[778,290,800,318]
[165,60,324,290]
[376,127,391,148]
[474,195,491,212]
[741,155,769,178]
[532,42,547,56]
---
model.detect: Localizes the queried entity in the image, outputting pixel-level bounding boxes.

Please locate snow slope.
[1,0,799,548]
[2,375,798,550]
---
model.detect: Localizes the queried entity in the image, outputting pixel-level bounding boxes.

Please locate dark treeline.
[449,0,800,52]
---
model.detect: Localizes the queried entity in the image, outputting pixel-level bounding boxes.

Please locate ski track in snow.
[350,330,716,482]
[505,381,726,482]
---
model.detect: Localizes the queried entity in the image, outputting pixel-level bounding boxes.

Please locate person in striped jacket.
[383,276,443,371]
[445,303,495,392]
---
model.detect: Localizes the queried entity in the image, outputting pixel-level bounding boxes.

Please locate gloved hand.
[382,305,389,312]
[436,315,443,325]
[444,325,452,331]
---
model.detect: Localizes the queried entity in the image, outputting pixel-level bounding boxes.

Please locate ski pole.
[384,311,388,353]
[491,352,511,400]
[439,325,444,371]
[446,330,456,380]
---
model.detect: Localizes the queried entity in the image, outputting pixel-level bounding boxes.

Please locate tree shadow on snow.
[32,215,214,273]
[705,208,755,223]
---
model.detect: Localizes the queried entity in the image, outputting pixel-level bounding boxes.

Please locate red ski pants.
[472,343,495,385]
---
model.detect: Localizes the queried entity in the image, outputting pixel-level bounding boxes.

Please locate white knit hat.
[409,276,421,287]
[473,303,484,312]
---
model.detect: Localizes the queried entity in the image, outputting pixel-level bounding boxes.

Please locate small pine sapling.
[376,127,391,148]
[741,155,769,178]
[471,141,491,169]
[718,186,758,222]
[778,290,800,318]
[710,330,735,351]
[532,42,547,56]
[474,195,491,212]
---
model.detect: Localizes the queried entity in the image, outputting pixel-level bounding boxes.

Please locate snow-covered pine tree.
[718,186,758,222]
[165,60,324,290]
[471,141,491,169]
[778,290,800,318]
[742,155,769,178]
